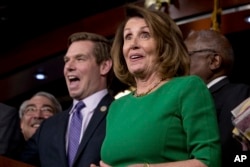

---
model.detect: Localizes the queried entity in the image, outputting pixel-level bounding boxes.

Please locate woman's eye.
[141,32,150,39]
[124,34,132,40]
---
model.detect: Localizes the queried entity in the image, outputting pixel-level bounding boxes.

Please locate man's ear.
[20,120,24,132]
[100,59,112,75]
[209,54,221,70]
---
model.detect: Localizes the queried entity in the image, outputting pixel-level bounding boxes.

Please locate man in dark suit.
[20,32,114,167]
[0,103,23,158]
[184,29,250,167]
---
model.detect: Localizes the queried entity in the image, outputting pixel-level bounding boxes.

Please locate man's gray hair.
[19,91,62,118]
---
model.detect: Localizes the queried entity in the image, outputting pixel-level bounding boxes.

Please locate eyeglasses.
[24,106,54,116]
[188,49,217,57]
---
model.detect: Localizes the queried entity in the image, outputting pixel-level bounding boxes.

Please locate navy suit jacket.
[20,94,114,167]
[209,77,250,166]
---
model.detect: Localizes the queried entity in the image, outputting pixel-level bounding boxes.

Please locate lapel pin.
[100,106,107,112]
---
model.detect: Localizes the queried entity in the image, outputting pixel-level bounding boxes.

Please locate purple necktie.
[68,101,85,167]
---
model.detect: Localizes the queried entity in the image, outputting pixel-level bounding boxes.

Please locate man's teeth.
[68,76,77,79]
[32,124,40,128]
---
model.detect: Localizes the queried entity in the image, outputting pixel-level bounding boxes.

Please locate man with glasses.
[184,29,250,167]
[19,91,62,141]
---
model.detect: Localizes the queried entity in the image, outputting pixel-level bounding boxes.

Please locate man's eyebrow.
[25,104,35,108]
[41,104,54,108]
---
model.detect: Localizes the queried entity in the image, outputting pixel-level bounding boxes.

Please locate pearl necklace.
[134,78,163,97]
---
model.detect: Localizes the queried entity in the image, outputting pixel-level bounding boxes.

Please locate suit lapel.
[55,106,73,165]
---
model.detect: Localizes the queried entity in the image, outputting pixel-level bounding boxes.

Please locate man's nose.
[65,59,76,71]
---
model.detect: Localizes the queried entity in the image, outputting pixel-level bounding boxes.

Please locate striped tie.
[68,101,85,167]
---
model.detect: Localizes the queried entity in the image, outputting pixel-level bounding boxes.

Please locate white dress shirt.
[66,89,108,152]
[207,76,227,88]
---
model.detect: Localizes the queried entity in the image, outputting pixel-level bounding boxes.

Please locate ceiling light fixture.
[244,16,250,23]
[34,69,47,80]
[35,73,46,80]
